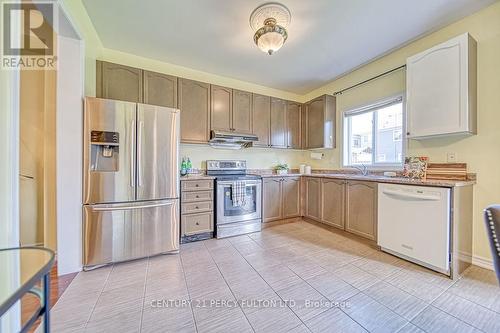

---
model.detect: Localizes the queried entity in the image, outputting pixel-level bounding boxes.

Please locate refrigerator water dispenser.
[90,131,119,172]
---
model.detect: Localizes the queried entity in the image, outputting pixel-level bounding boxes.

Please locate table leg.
[43,273,50,332]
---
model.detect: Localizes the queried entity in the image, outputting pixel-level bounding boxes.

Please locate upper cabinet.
[210,85,232,132]
[96,61,177,108]
[252,94,271,147]
[178,78,210,143]
[232,90,253,134]
[210,87,253,134]
[143,71,177,108]
[270,97,287,148]
[96,61,308,149]
[406,33,477,139]
[304,94,336,149]
[97,61,143,103]
[286,102,301,149]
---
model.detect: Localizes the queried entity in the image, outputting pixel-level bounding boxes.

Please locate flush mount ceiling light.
[249,2,291,55]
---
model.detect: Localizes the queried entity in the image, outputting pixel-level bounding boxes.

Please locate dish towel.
[232,181,246,207]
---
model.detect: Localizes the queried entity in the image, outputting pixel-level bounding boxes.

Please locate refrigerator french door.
[83,97,180,269]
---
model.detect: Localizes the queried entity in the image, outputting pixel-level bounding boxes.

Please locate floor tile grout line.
[446,280,500,316]
[138,257,150,333]
[406,273,486,333]
[428,293,493,333]
[179,251,200,333]
[231,235,310,332]
[396,316,431,333]
[202,241,256,333]
[83,265,113,329]
[409,304,489,333]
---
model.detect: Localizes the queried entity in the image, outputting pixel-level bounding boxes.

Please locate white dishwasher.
[378,183,451,275]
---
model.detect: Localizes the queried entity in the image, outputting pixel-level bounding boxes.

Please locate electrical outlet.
[447,152,457,163]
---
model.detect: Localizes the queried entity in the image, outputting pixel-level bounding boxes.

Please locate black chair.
[484,205,500,284]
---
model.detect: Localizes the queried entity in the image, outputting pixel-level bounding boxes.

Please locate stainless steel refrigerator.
[83,97,179,269]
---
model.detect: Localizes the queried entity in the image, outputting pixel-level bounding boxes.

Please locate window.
[343,96,404,167]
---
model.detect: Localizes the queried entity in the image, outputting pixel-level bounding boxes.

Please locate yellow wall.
[306,2,500,261]
[181,144,307,170]
[62,0,500,261]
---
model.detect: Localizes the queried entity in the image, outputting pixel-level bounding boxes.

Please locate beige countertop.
[258,172,475,187]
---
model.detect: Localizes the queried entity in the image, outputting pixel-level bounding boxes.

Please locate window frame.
[341,94,406,170]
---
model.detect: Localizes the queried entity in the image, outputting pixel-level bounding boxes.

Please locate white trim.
[341,93,407,169]
[472,255,494,271]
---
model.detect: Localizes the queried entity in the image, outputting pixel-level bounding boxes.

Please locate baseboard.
[472,255,494,271]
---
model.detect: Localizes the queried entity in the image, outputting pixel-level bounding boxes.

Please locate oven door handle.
[217,180,261,186]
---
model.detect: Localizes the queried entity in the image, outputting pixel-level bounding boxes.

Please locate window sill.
[341,165,404,172]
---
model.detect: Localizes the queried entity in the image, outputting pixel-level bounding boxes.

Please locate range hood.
[209,130,258,149]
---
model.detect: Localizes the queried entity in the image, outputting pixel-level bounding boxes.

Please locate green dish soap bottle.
[186,158,193,174]
[180,157,187,176]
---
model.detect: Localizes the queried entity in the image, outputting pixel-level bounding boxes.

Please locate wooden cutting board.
[426,163,467,180]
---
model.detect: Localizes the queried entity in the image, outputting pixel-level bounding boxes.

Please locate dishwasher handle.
[382,189,441,201]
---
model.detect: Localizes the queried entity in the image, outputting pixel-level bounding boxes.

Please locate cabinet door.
[320,179,345,229]
[178,78,210,143]
[270,97,287,148]
[232,90,253,134]
[345,181,377,240]
[305,177,321,221]
[97,61,142,103]
[287,102,301,149]
[406,33,476,138]
[282,177,301,218]
[211,85,232,132]
[263,178,282,222]
[143,71,177,108]
[252,94,271,147]
[306,97,324,149]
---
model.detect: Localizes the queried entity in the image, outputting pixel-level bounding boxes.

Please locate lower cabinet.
[345,180,377,241]
[180,179,214,242]
[283,177,301,218]
[304,177,321,221]
[263,176,377,242]
[263,178,282,222]
[263,177,300,223]
[320,178,345,229]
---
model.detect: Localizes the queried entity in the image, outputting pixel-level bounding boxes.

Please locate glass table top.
[0,247,55,316]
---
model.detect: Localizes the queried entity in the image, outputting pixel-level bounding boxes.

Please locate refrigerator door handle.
[130,120,136,188]
[90,201,174,211]
[137,120,144,187]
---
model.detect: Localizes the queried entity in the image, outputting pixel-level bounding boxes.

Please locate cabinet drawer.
[181,180,213,191]
[182,190,213,202]
[181,201,213,214]
[182,212,213,236]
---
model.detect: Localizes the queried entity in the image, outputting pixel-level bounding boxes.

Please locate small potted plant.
[275,163,289,175]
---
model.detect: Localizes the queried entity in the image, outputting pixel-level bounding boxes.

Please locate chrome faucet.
[354,164,369,176]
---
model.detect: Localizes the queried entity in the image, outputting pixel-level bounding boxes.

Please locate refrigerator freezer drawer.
[83,199,179,268]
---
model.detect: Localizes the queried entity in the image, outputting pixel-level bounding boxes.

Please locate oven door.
[216,180,262,224]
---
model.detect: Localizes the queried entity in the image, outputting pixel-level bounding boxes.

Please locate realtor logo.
[1,1,57,69]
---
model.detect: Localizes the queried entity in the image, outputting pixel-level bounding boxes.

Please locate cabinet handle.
[196,222,199,225]
[195,195,199,198]
[406,132,410,135]
[195,206,199,209]
[195,184,199,187]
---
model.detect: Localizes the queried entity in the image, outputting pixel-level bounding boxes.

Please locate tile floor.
[49,220,500,333]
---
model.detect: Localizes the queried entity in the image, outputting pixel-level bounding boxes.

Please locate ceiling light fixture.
[249,2,291,55]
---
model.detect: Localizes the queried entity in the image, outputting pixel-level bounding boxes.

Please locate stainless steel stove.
[207,160,262,238]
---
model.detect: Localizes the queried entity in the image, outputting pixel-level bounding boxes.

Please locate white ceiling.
[83,0,496,94]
